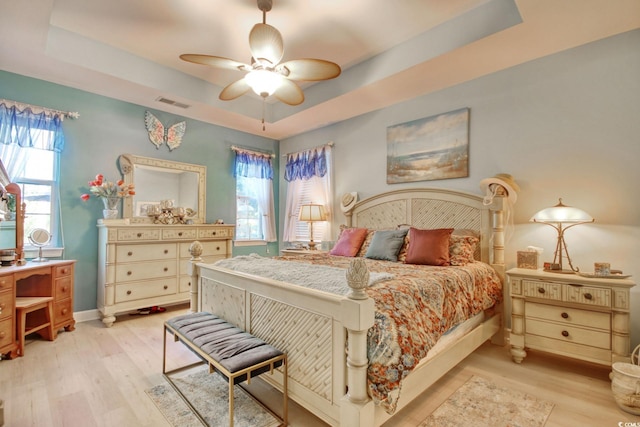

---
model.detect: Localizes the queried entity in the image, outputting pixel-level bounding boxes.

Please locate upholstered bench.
[162,312,288,427]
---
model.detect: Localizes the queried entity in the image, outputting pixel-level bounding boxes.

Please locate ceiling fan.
[180,0,341,108]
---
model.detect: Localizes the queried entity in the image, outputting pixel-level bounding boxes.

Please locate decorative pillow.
[330,227,369,257]
[449,235,479,266]
[404,227,454,266]
[364,229,409,262]
[356,228,376,257]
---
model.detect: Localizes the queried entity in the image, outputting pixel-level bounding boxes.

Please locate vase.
[102,197,120,219]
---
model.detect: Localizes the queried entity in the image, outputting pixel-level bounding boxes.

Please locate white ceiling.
[1,0,639,140]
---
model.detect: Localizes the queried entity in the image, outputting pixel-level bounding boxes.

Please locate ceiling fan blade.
[273,79,304,106]
[277,59,341,81]
[180,54,250,71]
[219,78,251,101]
[249,23,284,66]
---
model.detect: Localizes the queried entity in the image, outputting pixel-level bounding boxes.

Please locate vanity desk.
[0,260,76,358]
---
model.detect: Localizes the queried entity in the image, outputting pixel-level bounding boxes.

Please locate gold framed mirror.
[0,158,24,264]
[118,154,206,224]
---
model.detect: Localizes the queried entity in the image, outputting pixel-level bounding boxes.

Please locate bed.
[188,188,509,426]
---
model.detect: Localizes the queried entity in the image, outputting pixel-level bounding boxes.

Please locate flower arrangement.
[81,174,135,201]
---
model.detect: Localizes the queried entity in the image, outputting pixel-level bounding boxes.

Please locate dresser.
[97,221,234,327]
[0,260,76,359]
[507,268,635,366]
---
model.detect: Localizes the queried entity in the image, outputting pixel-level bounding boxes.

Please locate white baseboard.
[73,309,101,323]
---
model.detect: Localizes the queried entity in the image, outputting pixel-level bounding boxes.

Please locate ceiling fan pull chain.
[262,99,266,131]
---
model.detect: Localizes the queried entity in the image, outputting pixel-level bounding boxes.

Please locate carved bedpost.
[489,195,506,280]
[188,241,203,313]
[341,258,376,426]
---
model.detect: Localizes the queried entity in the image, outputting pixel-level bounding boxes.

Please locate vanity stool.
[15,296,54,357]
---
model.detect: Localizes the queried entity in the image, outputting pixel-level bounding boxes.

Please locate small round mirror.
[28,228,51,262]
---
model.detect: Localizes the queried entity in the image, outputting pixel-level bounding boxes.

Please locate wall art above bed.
[386,107,469,184]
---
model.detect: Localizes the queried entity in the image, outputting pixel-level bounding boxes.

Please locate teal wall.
[0,70,279,311]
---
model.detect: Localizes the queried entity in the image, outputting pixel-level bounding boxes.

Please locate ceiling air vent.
[156,97,190,109]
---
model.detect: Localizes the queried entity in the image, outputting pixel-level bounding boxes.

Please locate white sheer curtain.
[0,143,29,181]
[254,176,277,242]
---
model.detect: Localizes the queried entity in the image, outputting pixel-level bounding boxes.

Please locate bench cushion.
[166,312,283,383]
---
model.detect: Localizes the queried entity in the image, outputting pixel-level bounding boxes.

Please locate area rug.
[419,376,554,427]
[146,368,280,427]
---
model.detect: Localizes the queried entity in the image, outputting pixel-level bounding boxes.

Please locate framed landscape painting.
[387,108,469,184]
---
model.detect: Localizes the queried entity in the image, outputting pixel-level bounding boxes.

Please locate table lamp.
[530,198,594,273]
[298,203,327,250]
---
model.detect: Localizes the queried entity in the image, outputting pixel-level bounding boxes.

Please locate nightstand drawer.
[526,302,610,329]
[526,318,610,349]
[564,284,611,308]
[523,280,562,301]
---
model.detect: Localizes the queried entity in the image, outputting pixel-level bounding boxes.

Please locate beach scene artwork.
[387,108,469,184]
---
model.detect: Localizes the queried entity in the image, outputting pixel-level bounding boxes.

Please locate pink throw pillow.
[404,227,454,266]
[330,228,368,257]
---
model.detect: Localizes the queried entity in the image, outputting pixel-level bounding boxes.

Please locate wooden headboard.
[344,188,506,277]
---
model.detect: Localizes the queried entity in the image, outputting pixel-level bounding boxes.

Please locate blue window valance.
[284,147,327,182]
[0,102,66,152]
[234,150,274,180]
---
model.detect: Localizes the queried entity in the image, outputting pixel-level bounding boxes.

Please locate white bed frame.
[189,188,508,426]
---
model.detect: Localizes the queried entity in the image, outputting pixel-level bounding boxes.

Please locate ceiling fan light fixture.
[245,70,282,97]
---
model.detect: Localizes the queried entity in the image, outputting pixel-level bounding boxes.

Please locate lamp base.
[308,241,318,250]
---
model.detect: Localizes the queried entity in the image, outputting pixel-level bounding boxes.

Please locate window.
[1,143,60,247]
[283,145,333,244]
[0,101,66,250]
[233,149,276,243]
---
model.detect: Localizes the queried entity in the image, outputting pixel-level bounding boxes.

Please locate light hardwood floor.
[1,304,639,427]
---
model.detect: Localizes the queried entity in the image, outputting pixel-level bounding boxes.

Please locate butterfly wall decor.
[144,111,186,151]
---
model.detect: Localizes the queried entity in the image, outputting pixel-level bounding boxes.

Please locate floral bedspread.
[277,254,502,414]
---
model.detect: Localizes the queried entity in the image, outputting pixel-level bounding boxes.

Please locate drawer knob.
[127,271,132,276]
[584,293,593,300]
[216,246,220,251]
[561,330,569,337]
[128,251,133,256]
[62,308,68,315]
[537,287,545,294]
[62,286,68,292]
[163,285,168,290]
[188,281,191,287]
[0,302,5,310]
[164,249,169,254]
[212,231,217,236]
[164,267,168,272]
[137,233,142,238]
[0,331,5,339]
[561,312,569,319]
[178,232,183,237]
[62,268,68,274]
[127,290,132,295]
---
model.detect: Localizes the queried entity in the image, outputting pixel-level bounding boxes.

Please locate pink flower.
[80,193,91,201]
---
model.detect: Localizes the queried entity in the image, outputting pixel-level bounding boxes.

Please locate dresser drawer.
[526,318,611,349]
[523,280,562,301]
[0,291,14,320]
[179,255,226,275]
[115,279,178,303]
[564,284,611,308]
[115,260,177,282]
[55,276,73,300]
[526,302,610,330]
[0,317,13,349]
[163,228,197,240]
[54,299,74,324]
[117,228,161,241]
[179,241,228,258]
[179,275,193,293]
[198,228,231,239]
[0,275,14,292]
[116,243,177,262]
[54,264,73,278]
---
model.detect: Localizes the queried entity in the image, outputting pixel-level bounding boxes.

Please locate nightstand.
[281,249,328,257]
[507,268,635,366]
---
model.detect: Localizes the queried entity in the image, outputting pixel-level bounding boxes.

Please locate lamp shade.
[530,198,593,224]
[298,204,327,222]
